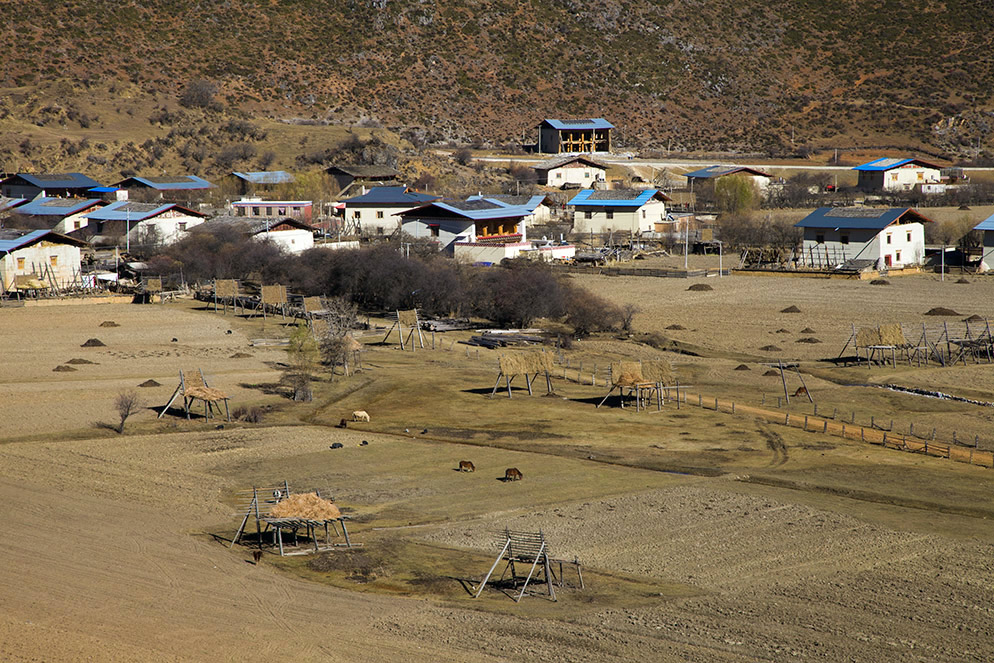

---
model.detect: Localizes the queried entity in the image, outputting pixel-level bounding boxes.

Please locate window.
[606,211,614,219]
[896,250,902,262]
[584,211,592,219]
[16,257,25,269]
[886,233,892,244]
[642,210,646,218]
[376,211,384,219]
[584,171,590,178]
[353,211,362,220]
[906,231,911,242]
[430,226,440,238]
[815,233,825,244]
[556,172,562,179]
[50,256,58,267]
[252,207,260,216]
[840,234,849,245]
[178,222,187,231]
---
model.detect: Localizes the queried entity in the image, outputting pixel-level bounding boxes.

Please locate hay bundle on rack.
[270,493,341,520]
[611,362,644,386]
[215,279,238,297]
[499,350,553,377]
[878,323,908,347]
[641,359,674,385]
[397,309,419,326]
[855,327,882,348]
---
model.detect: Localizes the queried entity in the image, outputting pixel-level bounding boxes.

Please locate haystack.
[499,350,553,377]
[796,337,822,344]
[870,279,890,286]
[855,327,881,347]
[81,338,105,347]
[269,493,341,520]
[878,323,908,347]
[925,307,960,316]
[99,321,120,328]
[964,314,985,322]
[759,345,782,352]
[230,352,253,359]
[611,360,672,386]
[956,278,970,284]
[139,379,162,388]
[67,358,95,365]
[734,364,751,371]
[781,305,801,313]
[53,365,76,372]
[763,369,780,376]
[666,324,686,330]
[800,327,816,334]
[687,283,713,291]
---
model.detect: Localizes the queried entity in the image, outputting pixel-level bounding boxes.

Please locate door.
[884,254,892,267]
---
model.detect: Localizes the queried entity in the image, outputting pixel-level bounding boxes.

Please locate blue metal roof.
[231,171,295,184]
[795,207,932,230]
[973,213,994,232]
[15,197,104,216]
[0,197,28,212]
[341,186,439,205]
[568,189,661,207]
[409,200,536,221]
[88,186,120,193]
[118,175,214,190]
[853,157,941,172]
[84,200,196,221]
[683,165,772,179]
[465,194,548,212]
[5,173,101,189]
[0,229,87,251]
[541,118,614,130]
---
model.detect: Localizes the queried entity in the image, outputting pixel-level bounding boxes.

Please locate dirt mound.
[964,314,985,322]
[924,307,960,316]
[52,365,77,372]
[99,321,120,328]
[66,358,96,365]
[687,283,713,292]
[800,327,816,334]
[230,352,253,359]
[870,279,890,285]
[774,328,791,334]
[759,345,782,352]
[796,337,822,344]
[733,364,751,371]
[80,338,105,347]
[780,305,801,313]
[956,278,970,284]
[269,493,341,520]
[666,324,686,330]
[762,369,780,376]
[138,379,162,388]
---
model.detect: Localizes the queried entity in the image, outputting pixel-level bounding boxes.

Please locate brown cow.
[458,460,475,472]
[252,550,263,564]
[504,467,523,481]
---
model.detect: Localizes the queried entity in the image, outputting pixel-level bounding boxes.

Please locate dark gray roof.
[4,173,101,189]
[587,190,647,200]
[199,215,312,235]
[795,207,933,230]
[328,165,401,178]
[533,155,608,171]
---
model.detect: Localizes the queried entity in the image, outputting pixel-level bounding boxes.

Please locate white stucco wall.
[801,223,925,269]
[347,205,414,235]
[126,212,205,246]
[0,241,82,290]
[544,164,606,188]
[572,199,666,234]
[255,228,314,254]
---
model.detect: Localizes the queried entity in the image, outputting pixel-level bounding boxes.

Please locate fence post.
[777,396,782,408]
[842,423,846,438]
[785,413,790,426]
[823,420,828,433]
[953,431,958,444]
[804,415,808,431]
[731,402,735,414]
[699,394,702,407]
[871,415,875,429]
[861,428,865,442]
[714,397,718,411]
[813,403,818,416]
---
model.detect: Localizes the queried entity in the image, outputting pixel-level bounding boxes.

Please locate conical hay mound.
[81,338,105,347]
[734,364,751,371]
[759,345,782,352]
[925,307,959,316]
[99,321,120,327]
[964,314,985,322]
[687,283,713,291]
[763,369,780,376]
[269,493,341,520]
[781,305,801,313]
[870,279,890,285]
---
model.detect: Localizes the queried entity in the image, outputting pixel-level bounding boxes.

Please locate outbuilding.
[6,197,106,234]
[195,216,315,254]
[682,165,773,196]
[115,175,216,201]
[568,189,670,235]
[795,207,931,270]
[853,158,942,192]
[228,170,295,196]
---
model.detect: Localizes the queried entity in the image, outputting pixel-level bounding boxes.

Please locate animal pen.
[490,351,555,398]
[474,528,582,602]
[840,320,994,367]
[230,481,356,556]
[597,360,674,411]
[381,309,425,350]
[157,368,231,421]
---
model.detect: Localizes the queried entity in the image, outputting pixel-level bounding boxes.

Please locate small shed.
[228,170,295,196]
[972,214,994,271]
[682,165,773,196]
[795,207,932,270]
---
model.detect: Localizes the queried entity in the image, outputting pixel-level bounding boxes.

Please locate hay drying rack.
[474,528,582,602]
[230,481,357,556]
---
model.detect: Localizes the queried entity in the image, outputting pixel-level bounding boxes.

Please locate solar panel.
[558,119,596,126]
[825,208,889,218]
[144,176,195,184]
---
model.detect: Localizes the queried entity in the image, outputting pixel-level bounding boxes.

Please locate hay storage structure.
[231,482,355,556]
[381,309,425,350]
[157,368,231,422]
[490,350,555,398]
[596,360,674,411]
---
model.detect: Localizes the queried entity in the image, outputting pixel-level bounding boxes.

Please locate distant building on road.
[853,158,941,192]
[537,119,613,154]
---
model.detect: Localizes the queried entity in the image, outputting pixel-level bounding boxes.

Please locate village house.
[464,194,554,225]
[973,213,994,271]
[568,189,670,235]
[231,199,313,225]
[193,216,315,254]
[0,229,88,293]
[227,170,295,196]
[0,197,28,215]
[398,199,533,252]
[682,165,773,196]
[795,207,931,270]
[341,186,440,236]
[0,172,101,199]
[114,175,216,201]
[78,201,207,248]
[532,155,608,189]
[326,165,403,198]
[853,158,942,192]
[5,197,106,234]
[537,119,613,154]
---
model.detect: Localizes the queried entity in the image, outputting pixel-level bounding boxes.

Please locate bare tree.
[115,390,142,433]
[318,296,359,381]
[620,303,641,333]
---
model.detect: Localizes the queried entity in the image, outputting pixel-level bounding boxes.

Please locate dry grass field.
[2,275,994,662]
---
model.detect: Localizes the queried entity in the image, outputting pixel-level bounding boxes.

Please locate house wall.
[234,202,313,224]
[572,199,666,235]
[347,204,413,235]
[453,242,530,264]
[255,228,314,254]
[127,212,205,246]
[543,164,606,188]
[52,210,95,234]
[401,218,475,251]
[981,231,994,270]
[800,223,925,269]
[0,241,81,290]
[858,167,941,192]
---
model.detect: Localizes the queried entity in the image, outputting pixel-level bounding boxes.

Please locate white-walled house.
[973,214,994,271]
[853,158,942,192]
[80,201,207,247]
[795,207,931,270]
[6,197,106,233]
[683,165,773,196]
[340,187,440,236]
[568,189,670,235]
[533,155,607,189]
[465,194,552,226]
[399,199,533,253]
[0,229,88,292]
[196,216,315,254]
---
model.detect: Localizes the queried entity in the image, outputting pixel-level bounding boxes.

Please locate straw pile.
[81,338,106,347]
[67,358,95,365]
[99,321,120,328]
[666,324,686,330]
[855,327,882,347]
[964,314,985,322]
[53,365,77,372]
[878,323,908,347]
[796,337,822,344]
[687,283,713,291]
[302,296,324,313]
[230,352,253,359]
[397,309,419,326]
[138,379,162,388]
[870,279,890,286]
[261,285,287,305]
[499,350,553,376]
[925,307,959,316]
[800,327,816,334]
[774,328,791,334]
[763,369,780,376]
[270,493,341,520]
[781,305,801,313]
[956,278,970,284]
[215,279,238,297]
[641,359,674,384]
[734,364,751,371]
[611,360,673,386]
[185,386,228,402]
[759,345,782,352]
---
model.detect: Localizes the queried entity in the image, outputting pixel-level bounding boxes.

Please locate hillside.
[2,0,993,167]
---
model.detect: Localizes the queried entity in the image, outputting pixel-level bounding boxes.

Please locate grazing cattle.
[458,460,475,472]
[336,418,348,429]
[252,550,263,564]
[504,467,523,481]
[330,442,344,449]
[351,410,370,422]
